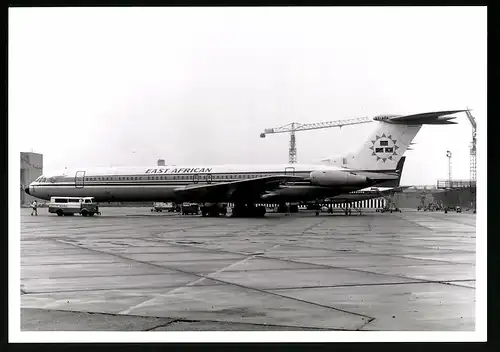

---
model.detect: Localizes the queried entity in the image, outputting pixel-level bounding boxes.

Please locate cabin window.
[54,198,68,203]
[68,199,79,203]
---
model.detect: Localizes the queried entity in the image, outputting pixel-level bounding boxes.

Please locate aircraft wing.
[172,175,304,202]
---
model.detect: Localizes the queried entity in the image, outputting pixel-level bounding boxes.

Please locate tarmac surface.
[20,207,476,331]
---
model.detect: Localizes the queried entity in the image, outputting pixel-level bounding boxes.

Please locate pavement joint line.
[25,283,223,296]
[394,214,446,232]
[302,219,327,233]
[253,255,434,284]
[52,239,374,320]
[129,235,475,283]
[144,319,181,331]
[22,272,201,280]
[272,240,476,255]
[356,317,376,330]
[268,280,452,291]
[401,212,476,227]
[21,261,125,266]
[22,283,224,297]
[381,254,475,265]
[22,308,339,330]
[438,281,476,289]
[119,245,282,315]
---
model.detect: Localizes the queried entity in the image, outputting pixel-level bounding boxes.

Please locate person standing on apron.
[31,200,38,216]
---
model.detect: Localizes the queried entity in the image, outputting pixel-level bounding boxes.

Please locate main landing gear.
[231,203,266,218]
[200,203,228,217]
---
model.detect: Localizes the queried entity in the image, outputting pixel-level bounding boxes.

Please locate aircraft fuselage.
[26,163,394,203]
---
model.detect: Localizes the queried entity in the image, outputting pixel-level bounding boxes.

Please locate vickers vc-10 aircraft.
[25,110,464,217]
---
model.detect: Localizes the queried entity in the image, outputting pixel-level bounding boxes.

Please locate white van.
[48,197,100,217]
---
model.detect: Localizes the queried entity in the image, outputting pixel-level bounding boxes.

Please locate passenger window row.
[81,174,274,181]
[36,174,278,183]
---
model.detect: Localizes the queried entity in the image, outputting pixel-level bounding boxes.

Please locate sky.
[9,6,486,185]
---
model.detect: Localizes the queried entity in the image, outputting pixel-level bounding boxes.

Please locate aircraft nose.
[25,187,30,195]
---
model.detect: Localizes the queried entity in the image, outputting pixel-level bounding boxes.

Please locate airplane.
[24,110,465,217]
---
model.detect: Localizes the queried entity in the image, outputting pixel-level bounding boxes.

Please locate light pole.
[446,150,452,186]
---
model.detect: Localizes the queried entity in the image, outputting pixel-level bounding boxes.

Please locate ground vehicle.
[181,202,199,215]
[48,196,100,216]
[200,203,227,217]
[151,202,177,212]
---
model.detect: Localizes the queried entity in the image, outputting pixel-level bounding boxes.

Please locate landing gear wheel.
[231,204,266,218]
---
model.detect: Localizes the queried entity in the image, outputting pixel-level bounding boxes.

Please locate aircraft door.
[206,174,213,184]
[193,174,199,184]
[284,167,295,176]
[284,167,295,185]
[75,171,85,189]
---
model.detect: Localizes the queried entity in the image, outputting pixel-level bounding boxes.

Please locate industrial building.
[21,152,43,206]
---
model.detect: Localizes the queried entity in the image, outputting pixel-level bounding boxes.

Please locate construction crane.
[465,109,477,182]
[260,117,374,163]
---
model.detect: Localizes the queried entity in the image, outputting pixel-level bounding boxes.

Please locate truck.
[48,196,100,217]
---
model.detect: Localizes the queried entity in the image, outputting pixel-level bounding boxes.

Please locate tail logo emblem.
[369,134,399,162]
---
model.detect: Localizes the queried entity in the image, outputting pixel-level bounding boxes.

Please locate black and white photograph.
[9,6,486,342]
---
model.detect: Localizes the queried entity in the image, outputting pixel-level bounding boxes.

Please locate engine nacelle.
[310,170,368,186]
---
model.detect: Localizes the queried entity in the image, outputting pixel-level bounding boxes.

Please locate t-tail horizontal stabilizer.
[377,109,467,125]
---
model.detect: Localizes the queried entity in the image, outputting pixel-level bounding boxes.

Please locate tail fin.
[345,110,465,171]
[346,122,421,171]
